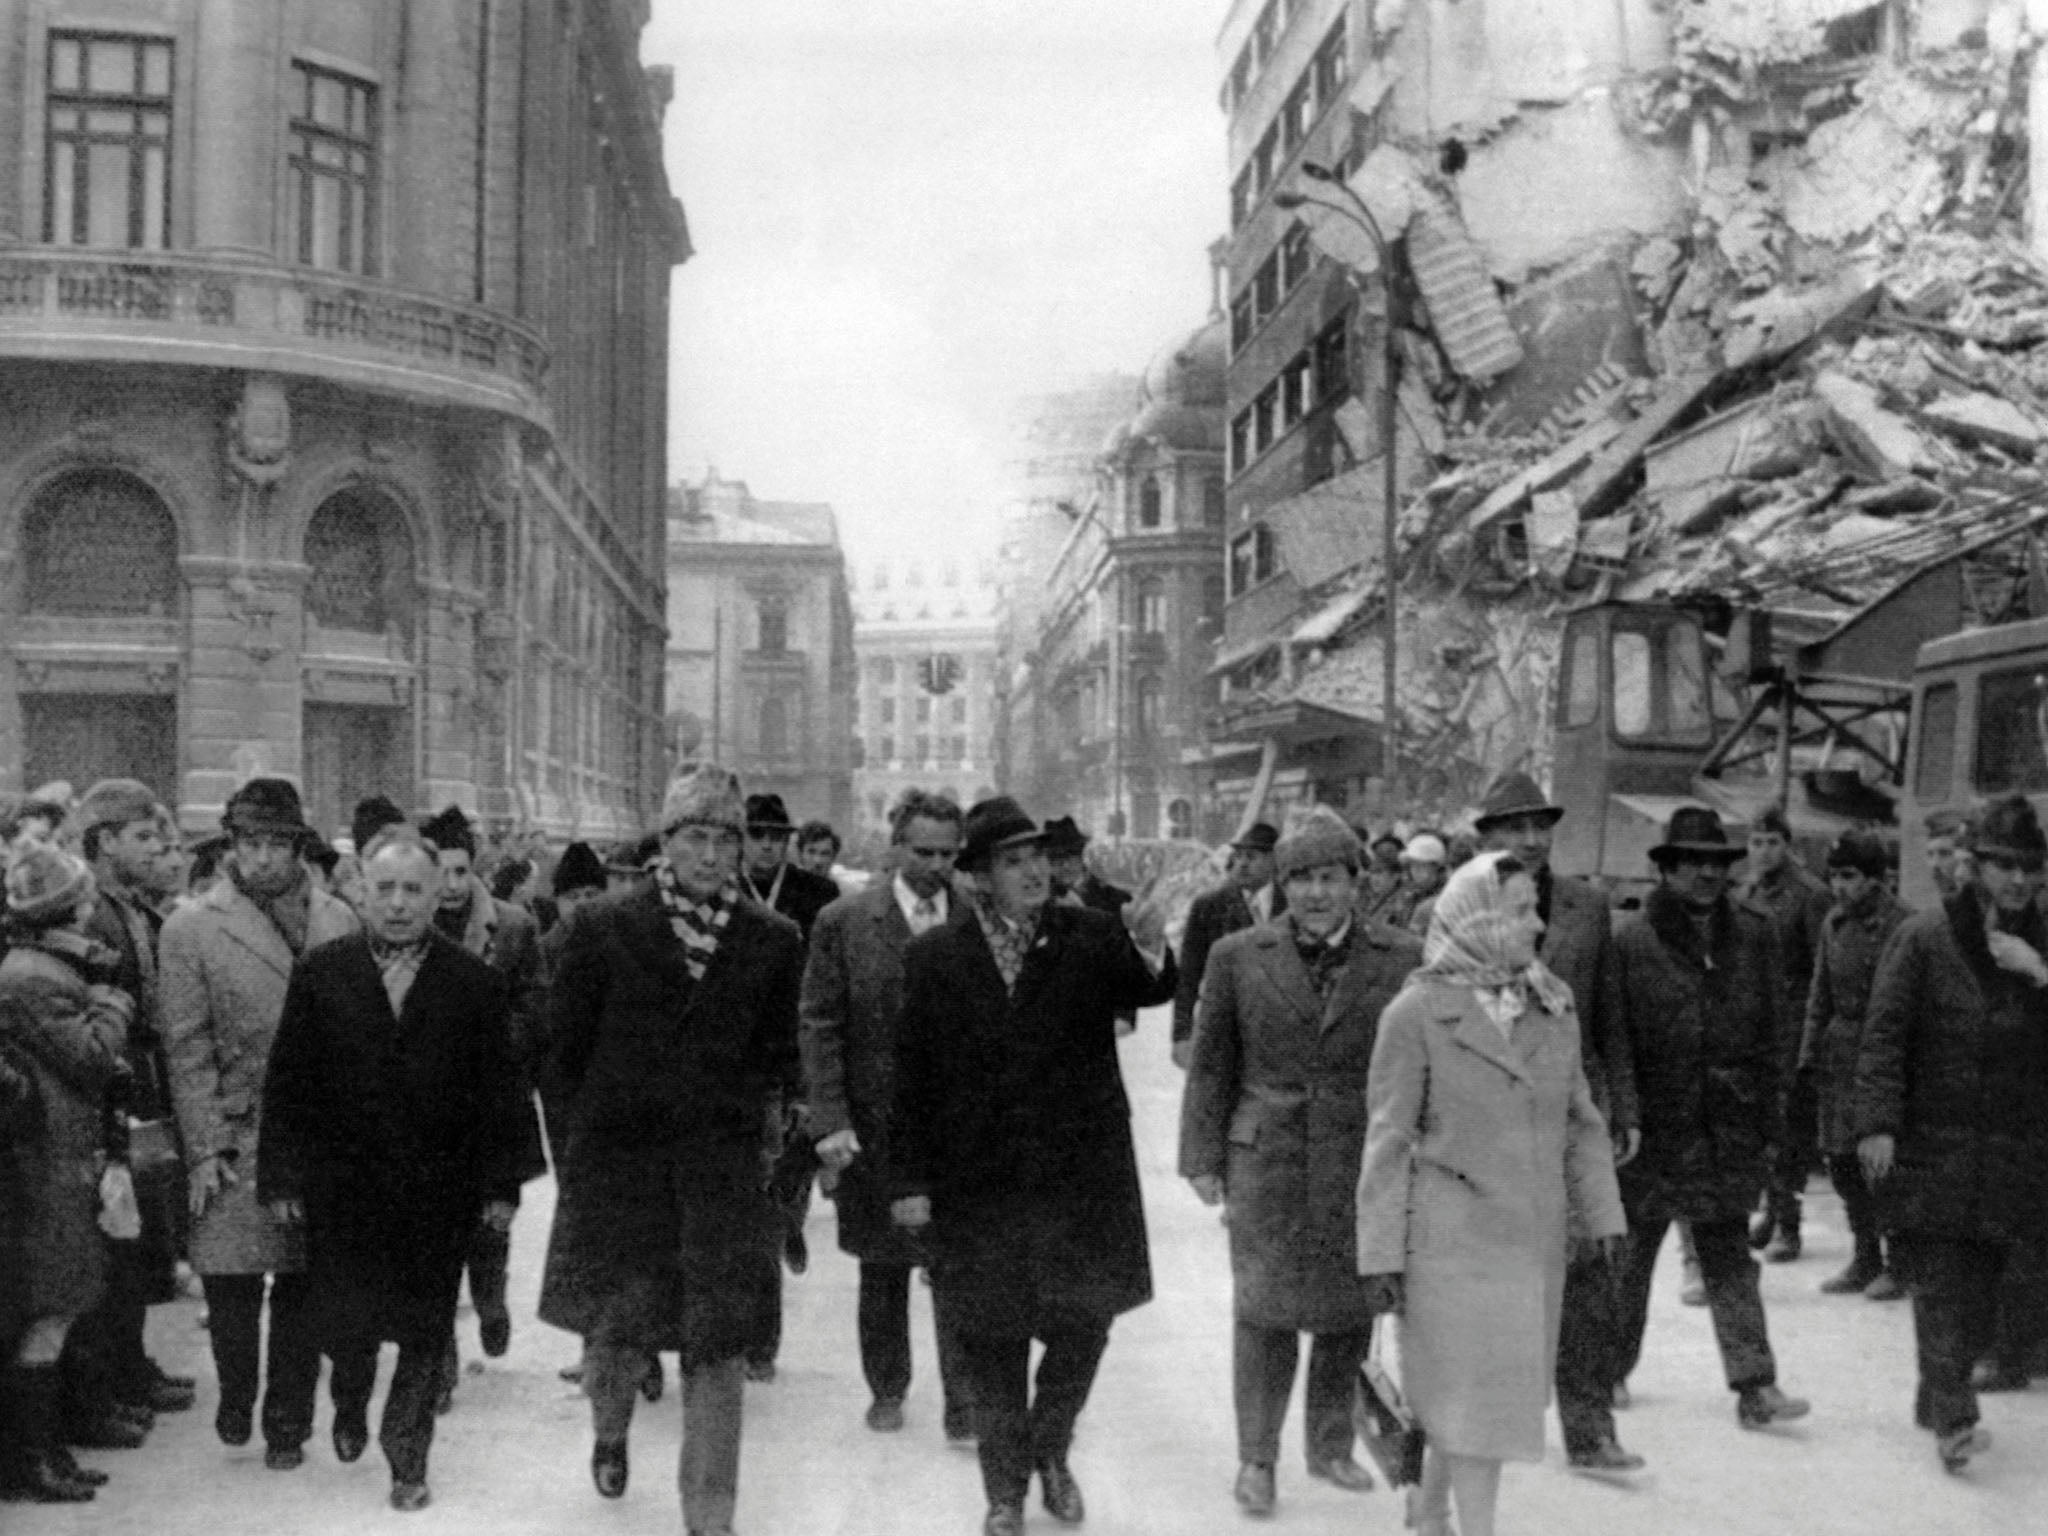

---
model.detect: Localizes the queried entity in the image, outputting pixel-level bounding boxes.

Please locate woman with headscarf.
[1356,851,1626,1536]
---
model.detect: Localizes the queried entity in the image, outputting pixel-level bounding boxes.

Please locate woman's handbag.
[1354,1319,1426,1487]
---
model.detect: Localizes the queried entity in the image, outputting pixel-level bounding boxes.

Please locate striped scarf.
[974,896,1041,995]
[367,935,428,1017]
[657,863,734,981]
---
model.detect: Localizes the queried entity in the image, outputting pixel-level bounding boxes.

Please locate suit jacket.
[1538,869,1637,1133]
[258,932,528,1343]
[890,901,1176,1333]
[1172,880,1284,1046]
[1179,914,1418,1330]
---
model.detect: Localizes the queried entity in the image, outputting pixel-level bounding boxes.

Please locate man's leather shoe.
[1762,1228,1802,1263]
[1972,1360,2029,1392]
[1039,1460,1085,1524]
[263,1444,304,1471]
[479,1310,511,1359]
[1939,1426,1991,1473]
[1737,1384,1811,1428]
[1307,1454,1374,1491]
[1234,1462,1276,1516]
[66,1411,148,1450]
[984,1502,1026,1536]
[123,1373,196,1414]
[1820,1260,1882,1295]
[1567,1440,1646,1477]
[592,1439,628,1499]
[1863,1270,1905,1302]
[333,1422,369,1464]
[745,1359,776,1384]
[46,1447,108,1488]
[0,1449,96,1502]
[389,1480,431,1512]
[865,1398,905,1432]
[215,1404,253,1446]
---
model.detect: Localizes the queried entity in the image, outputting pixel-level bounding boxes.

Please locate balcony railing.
[0,249,550,414]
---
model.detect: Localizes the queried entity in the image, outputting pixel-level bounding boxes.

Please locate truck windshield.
[1975,665,2048,795]
[1612,617,1716,746]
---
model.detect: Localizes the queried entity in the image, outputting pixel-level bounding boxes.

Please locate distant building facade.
[848,558,1000,837]
[666,472,854,829]
[0,0,687,842]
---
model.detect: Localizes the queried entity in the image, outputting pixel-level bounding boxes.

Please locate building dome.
[1122,315,1227,454]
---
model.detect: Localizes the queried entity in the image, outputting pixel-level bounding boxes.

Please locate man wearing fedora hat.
[1171,823,1285,1071]
[1472,771,1643,1475]
[1045,816,1139,1039]
[1609,806,1810,1431]
[889,795,1175,1536]
[739,794,839,943]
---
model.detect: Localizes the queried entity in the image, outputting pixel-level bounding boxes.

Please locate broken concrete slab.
[1919,391,2045,456]
[1467,405,1629,533]
[1812,370,1939,479]
[1572,371,1724,524]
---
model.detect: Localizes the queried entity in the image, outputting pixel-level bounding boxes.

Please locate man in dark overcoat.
[801,788,974,1440]
[1609,807,1810,1431]
[537,765,802,1536]
[1472,771,1644,1474]
[1179,809,1417,1516]
[258,827,528,1513]
[1170,822,1283,1071]
[890,796,1176,1536]
[1852,795,2048,1472]
[1800,830,1909,1301]
[1046,816,1138,1039]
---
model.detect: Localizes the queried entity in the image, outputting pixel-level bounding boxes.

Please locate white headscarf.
[1416,849,1572,1034]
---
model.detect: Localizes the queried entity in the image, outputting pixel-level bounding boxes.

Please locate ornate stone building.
[0,1,686,842]
[665,472,854,829]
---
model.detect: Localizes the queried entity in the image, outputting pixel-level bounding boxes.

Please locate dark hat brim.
[1473,804,1565,832]
[1650,841,1745,864]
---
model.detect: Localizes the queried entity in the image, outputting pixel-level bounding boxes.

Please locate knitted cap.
[1825,829,1888,879]
[553,841,606,895]
[224,778,311,840]
[419,804,477,856]
[350,795,407,854]
[74,778,159,835]
[661,764,746,836]
[1274,807,1362,883]
[5,843,96,924]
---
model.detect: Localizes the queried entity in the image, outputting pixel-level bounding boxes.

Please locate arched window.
[304,485,415,641]
[1137,475,1163,529]
[24,469,178,617]
[1137,578,1167,635]
[1136,676,1164,735]
[1168,797,1194,839]
[760,695,788,756]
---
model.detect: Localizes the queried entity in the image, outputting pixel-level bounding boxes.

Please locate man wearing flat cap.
[1172,823,1286,1071]
[1472,771,1642,1475]
[1179,808,1418,1516]
[889,796,1176,1536]
[538,764,802,1536]
[1608,806,1809,1432]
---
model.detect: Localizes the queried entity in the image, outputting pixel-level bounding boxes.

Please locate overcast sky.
[645,1,1225,563]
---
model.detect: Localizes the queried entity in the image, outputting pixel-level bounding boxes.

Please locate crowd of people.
[1,762,2044,1536]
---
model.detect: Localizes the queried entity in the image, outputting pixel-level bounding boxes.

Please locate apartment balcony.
[0,249,551,424]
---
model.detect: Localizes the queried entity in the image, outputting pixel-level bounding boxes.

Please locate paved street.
[13,1002,2042,1536]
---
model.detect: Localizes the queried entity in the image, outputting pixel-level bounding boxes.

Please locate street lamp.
[1275,161,1405,803]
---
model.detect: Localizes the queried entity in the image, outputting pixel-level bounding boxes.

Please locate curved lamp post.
[1275,161,1405,803]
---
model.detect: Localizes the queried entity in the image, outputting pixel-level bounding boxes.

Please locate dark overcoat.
[1,1049,35,1345]
[889,901,1176,1335]
[1178,914,1418,1331]
[448,880,549,1184]
[1612,886,1784,1222]
[1741,861,1832,1081]
[1850,889,2048,1245]
[257,932,528,1347]
[749,863,840,943]
[537,887,803,1367]
[1799,887,1909,1156]
[0,934,130,1320]
[1172,880,1284,1047]
[801,881,931,1263]
[1538,869,1637,1133]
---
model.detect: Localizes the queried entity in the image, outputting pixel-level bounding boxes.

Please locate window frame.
[43,30,174,250]
[287,58,380,275]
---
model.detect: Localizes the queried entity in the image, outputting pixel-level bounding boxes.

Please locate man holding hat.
[889,796,1175,1536]
[1609,807,1809,1431]
[538,764,802,1535]
[1472,771,1643,1475]
[159,778,358,1467]
[1171,823,1285,1071]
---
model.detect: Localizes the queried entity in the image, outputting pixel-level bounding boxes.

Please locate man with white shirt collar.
[1171,823,1285,1070]
[801,789,975,1443]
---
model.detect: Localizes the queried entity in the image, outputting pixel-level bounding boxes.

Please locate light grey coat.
[159,877,358,1274]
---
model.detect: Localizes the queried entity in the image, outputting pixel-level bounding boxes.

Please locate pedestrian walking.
[537,765,802,1536]
[888,795,1176,1536]
[1608,807,1810,1430]
[801,788,976,1442]
[1852,794,2048,1472]
[1356,849,1626,1536]
[1178,808,1417,1517]
[159,779,358,1468]
[1470,771,1644,1475]
[1169,821,1283,1071]
[257,826,529,1512]
[1800,830,1909,1301]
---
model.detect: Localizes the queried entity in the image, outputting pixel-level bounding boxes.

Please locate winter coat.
[800,880,937,1264]
[0,934,130,1321]
[1798,887,1909,1156]
[1172,880,1284,1047]
[1178,915,1418,1331]
[445,879,549,1185]
[258,932,529,1347]
[1850,888,2048,1245]
[1611,886,1784,1222]
[1538,869,1638,1133]
[537,887,802,1367]
[745,862,840,944]
[158,877,358,1274]
[1,1049,39,1345]
[1356,978,1624,1461]
[890,901,1177,1335]
[1741,861,1832,1083]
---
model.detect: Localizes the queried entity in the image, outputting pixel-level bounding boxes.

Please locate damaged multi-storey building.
[1204,0,2048,851]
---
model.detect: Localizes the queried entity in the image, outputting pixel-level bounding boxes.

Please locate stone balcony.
[0,249,551,425]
